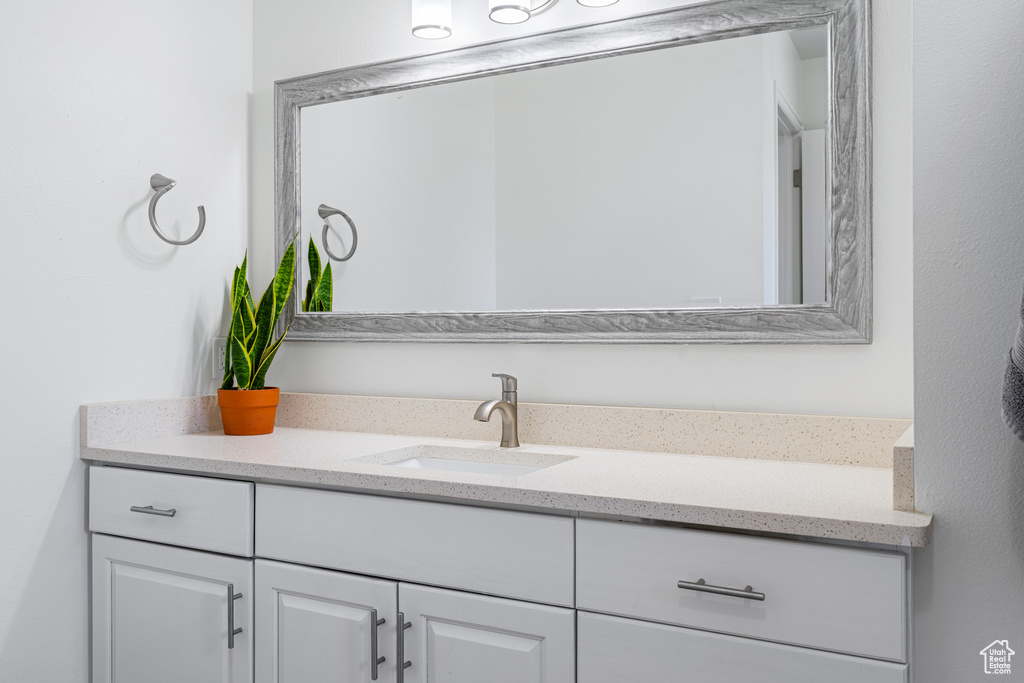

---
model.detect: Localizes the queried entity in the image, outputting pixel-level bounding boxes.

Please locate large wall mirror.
[276,0,870,343]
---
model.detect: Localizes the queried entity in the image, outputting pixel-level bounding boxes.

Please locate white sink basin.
[390,456,545,476]
[372,444,575,477]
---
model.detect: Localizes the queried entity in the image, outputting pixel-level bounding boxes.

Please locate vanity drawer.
[577,611,908,683]
[256,484,574,607]
[89,466,254,557]
[576,519,906,662]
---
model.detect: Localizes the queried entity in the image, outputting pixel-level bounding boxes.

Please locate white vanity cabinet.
[87,465,911,683]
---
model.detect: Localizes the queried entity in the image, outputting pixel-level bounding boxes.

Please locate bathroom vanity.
[82,394,929,683]
[77,0,916,679]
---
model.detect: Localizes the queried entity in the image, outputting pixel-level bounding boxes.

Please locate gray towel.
[1002,282,1024,442]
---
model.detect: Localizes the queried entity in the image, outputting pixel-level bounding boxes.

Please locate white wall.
[0,1,252,679]
[300,32,774,312]
[495,36,765,309]
[253,0,913,419]
[913,0,1024,679]
[801,57,828,130]
[763,29,804,115]
[301,79,498,311]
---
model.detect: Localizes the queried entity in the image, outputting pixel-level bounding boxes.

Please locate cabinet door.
[398,583,574,683]
[91,534,253,683]
[577,611,908,683]
[256,559,399,683]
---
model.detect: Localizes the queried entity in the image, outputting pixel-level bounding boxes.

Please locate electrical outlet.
[212,337,227,380]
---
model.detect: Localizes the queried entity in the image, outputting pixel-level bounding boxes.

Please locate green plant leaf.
[305,236,321,313]
[237,255,254,318]
[273,240,297,321]
[251,327,288,390]
[230,265,241,308]
[251,280,277,376]
[221,333,234,389]
[315,262,333,312]
[237,290,257,343]
[229,298,243,344]
[302,280,313,313]
[231,255,253,314]
[228,295,257,391]
[308,237,321,282]
[243,324,256,349]
[230,332,253,389]
[222,275,239,389]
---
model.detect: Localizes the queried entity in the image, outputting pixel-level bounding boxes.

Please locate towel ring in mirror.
[148,174,205,246]
[319,203,358,262]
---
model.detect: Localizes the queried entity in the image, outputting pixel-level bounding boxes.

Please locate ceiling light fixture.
[488,0,555,25]
[412,0,453,39]
[413,0,618,39]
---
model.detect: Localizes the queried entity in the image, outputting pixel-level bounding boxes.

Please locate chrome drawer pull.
[677,578,766,601]
[227,584,243,649]
[370,608,386,680]
[396,612,412,683]
[129,505,176,517]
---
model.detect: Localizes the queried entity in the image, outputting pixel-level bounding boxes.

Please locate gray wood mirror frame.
[275,0,870,344]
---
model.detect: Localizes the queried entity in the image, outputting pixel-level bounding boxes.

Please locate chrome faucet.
[474,373,519,448]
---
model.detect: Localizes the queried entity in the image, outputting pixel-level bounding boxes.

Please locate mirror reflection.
[299,25,828,313]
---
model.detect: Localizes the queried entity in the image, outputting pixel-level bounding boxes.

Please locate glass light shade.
[489,1,531,24]
[412,0,452,39]
[577,0,619,6]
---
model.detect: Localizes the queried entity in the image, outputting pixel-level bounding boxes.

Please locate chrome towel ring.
[319,203,358,262]
[148,174,205,246]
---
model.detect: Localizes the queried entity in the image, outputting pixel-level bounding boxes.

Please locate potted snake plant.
[218,240,297,435]
[302,237,332,312]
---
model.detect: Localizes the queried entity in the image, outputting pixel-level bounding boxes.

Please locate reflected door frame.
[766,83,805,306]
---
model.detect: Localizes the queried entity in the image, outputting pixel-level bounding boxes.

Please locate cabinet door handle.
[677,578,765,601]
[129,505,176,517]
[227,584,243,649]
[396,612,412,683]
[370,608,386,680]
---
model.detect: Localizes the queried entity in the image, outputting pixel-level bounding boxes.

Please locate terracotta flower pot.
[217,387,280,436]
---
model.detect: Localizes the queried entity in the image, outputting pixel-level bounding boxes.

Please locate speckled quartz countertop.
[80,395,933,547]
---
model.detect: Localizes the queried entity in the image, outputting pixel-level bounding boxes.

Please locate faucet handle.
[492,373,517,392]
